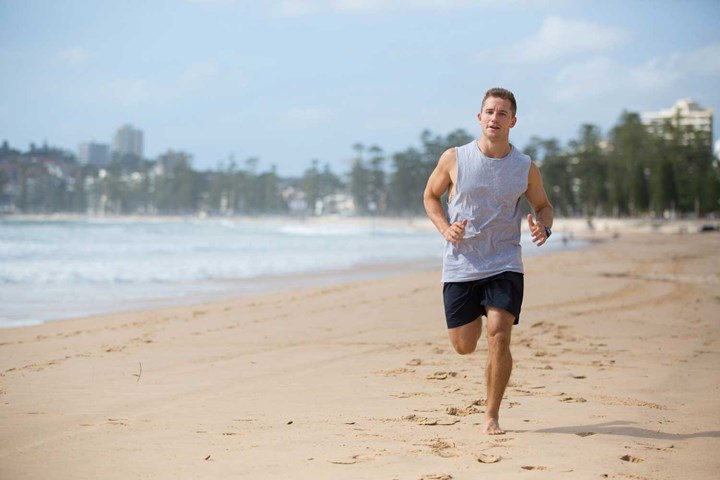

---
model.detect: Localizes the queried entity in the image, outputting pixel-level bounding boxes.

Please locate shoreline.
[2,215,600,330]
[3,212,719,234]
[2,213,714,329]
[1,231,589,330]
[0,212,439,234]
[1,215,445,329]
[0,231,718,479]
[0,258,441,330]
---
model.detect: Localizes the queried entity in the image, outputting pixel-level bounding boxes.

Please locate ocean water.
[0,217,576,328]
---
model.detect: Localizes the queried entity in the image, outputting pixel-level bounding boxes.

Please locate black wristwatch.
[544,226,552,238]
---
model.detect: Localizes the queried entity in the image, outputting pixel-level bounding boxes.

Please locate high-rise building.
[78,142,110,166]
[641,99,713,145]
[155,150,191,175]
[112,124,144,158]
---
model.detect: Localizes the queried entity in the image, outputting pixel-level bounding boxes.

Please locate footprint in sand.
[421,418,461,426]
[390,392,430,399]
[423,438,458,458]
[521,465,548,471]
[403,414,459,426]
[560,396,587,403]
[446,405,482,417]
[446,398,486,416]
[620,454,644,463]
[376,367,415,376]
[427,371,458,380]
[419,475,452,480]
[477,454,502,464]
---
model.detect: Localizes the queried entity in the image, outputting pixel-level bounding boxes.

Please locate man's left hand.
[527,214,549,247]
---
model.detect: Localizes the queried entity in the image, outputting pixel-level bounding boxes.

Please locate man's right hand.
[443,219,468,245]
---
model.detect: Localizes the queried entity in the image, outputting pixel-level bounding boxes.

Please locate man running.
[423,87,554,435]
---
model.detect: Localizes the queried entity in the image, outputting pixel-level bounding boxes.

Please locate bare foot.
[483,417,505,435]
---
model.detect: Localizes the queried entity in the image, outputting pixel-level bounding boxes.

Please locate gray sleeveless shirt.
[442,140,532,282]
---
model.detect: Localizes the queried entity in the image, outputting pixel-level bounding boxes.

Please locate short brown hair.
[482,88,517,117]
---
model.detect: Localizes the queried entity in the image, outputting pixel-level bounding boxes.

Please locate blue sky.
[1,0,719,176]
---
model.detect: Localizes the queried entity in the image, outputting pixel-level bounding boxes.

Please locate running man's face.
[478,97,517,140]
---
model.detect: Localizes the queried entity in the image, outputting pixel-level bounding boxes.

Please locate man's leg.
[447,316,483,355]
[484,306,515,435]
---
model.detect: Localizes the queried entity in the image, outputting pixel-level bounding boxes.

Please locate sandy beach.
[1,228,719,479]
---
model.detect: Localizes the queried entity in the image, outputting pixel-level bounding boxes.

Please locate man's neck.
[477,137,512,159]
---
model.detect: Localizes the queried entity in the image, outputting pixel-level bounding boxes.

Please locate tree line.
[0,110,717,217]
[528,112,718,218]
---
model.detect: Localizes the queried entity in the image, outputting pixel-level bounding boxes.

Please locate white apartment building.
[112,124,144,158]
[642,98,713,141]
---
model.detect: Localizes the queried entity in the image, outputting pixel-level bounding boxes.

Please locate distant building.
[155,150,191,175]
[78,142,110,167]
[112,124,144,158]
[641,98,713,146]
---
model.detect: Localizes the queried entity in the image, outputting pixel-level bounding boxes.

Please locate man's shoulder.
[456,140,477,154]
[510,144,532,162]
[438,146,458,166]
[451,140,481,163]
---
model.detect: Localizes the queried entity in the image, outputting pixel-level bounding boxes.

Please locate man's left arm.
[525,162,554,247]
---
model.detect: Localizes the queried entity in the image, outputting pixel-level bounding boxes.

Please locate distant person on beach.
[423,87,554,435]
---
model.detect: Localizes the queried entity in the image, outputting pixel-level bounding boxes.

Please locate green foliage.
[387,129,473,215]
[1,111,718,217]
[530,111,718,218]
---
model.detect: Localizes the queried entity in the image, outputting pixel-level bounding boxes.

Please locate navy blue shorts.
[443,272,524,329]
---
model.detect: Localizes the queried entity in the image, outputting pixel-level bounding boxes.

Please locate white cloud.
[552,57,679,103]
[279,106,336,128]
[552,56,614,101]
[270,0,323,17]
[334,0,465,13]
[551,41,720,103]
[269,0,491,17]
[668,42,720,77]
[100,78,155,107]
[177,62,220,92]
[502,16,628,64]
[186,0,237,5]
[96,62,221,107]
[627,59,684,92]
[194,0,568,17]
[57,47,92,66]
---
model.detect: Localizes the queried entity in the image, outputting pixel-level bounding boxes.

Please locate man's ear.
[510,116,517,128]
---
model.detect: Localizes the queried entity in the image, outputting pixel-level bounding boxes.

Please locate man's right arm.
[423,148,466,245]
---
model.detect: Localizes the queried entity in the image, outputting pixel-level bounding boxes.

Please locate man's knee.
[448,320,481,355]
[487,330,511,353]
[452,337,478,355]
[486,308,514,353]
